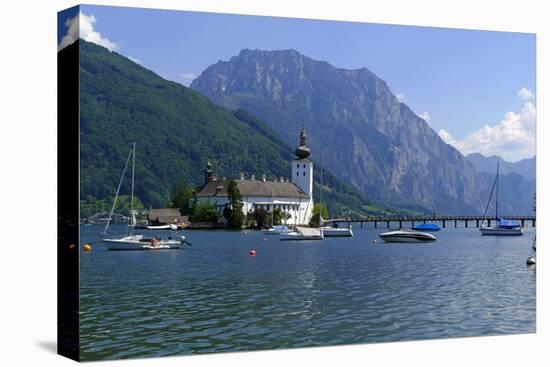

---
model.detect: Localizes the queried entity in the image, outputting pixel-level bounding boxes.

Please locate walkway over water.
[330,215,536,228]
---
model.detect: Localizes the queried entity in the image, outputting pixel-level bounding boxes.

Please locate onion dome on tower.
[295,127,311,159]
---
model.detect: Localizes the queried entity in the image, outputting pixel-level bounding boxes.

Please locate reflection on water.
[80,225,536,360]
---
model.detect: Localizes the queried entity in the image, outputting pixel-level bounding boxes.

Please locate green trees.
[224,180,245,229]
[170,181,194,215]
[309,203,329,226]
[190,201,219,223]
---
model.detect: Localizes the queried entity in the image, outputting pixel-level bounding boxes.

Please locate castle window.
[297,164,299,169]
[303,164,306,168]
[296,172,299,176]
[303,172,306,176]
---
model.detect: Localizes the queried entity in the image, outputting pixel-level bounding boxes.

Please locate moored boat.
[480,222,524,236]
[146,224,179,230]
[100,143,190,251]
[262,225,293,235]
[102,235,187,250]
[412,223,440,231]
[321,226,353,237]
[280,226,323,241]
[479,162,524,236]
[379,229,436,243]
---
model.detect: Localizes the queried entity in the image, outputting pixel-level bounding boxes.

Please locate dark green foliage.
[170,180,194,215]
[190,201,219,223]
[226,180,245,228]
[272,208,284,225]
[253,208,269,229]
[80,195,144,218]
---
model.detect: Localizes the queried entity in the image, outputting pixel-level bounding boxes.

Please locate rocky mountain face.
[467,153,536,181]
[192,49,494,214]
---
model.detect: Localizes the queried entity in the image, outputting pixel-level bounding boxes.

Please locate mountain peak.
[191,48,506,214]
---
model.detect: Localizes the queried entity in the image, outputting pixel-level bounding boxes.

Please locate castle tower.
[291,127,313,197]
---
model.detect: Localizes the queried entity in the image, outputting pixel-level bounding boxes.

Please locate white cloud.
[517,87,534,101]
[128,56,141,64]
[395,93,406,102]
[58,12,118,52]
[417,112,431,122]
[438,102,536,162]
[179,73,197,86]
[180,73,197,80]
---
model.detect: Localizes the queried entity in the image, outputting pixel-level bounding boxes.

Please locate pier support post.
[533,219,535,227]
[374,221,377,229]
[454,219,457,227]
[442,220,446,228]
[412,221,414,228]
[488,219,491,227]
[476,219,479,227]
[387,221,390,229]
[521,219,525,227]
[465,220,468,228]
[399,220,402,228]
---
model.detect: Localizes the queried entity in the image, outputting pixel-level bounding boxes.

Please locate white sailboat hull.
[280,227,324,241]
[321,227,353,237]
[102,235,185,250]
[480,227,524,236]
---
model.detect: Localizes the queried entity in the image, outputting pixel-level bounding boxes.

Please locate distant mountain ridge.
[192,49,496,214]
[467,153,536,181]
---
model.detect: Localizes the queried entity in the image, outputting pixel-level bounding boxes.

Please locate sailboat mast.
[495,161,499,218]
[103,147,133,235]
[320,149,324,209]
[130,142,136,232]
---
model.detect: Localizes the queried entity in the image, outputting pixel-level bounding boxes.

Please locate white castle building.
[195,128,314,225]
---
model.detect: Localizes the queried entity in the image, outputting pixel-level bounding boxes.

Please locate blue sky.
[58,5,536,161]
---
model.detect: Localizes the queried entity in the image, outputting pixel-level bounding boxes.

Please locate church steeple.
[295,126,311,159]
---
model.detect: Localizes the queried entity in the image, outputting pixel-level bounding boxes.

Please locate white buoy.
[526,256,536,266]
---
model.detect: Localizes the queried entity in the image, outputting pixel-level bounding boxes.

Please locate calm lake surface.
[79,224,536,360]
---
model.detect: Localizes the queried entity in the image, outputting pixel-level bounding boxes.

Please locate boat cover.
[497,217,521,228]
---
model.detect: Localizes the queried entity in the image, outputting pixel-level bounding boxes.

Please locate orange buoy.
[83,243,92,252]
[68,244,77,251]
[249,249,257,256]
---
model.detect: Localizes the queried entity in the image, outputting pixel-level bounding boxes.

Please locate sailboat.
[101,143,188,250]
[317,149,353,237]
[480,162,523,236]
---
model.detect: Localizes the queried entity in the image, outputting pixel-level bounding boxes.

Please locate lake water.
[79,224,536,361]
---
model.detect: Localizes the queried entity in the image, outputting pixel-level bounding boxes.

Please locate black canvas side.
[57,22,80,361]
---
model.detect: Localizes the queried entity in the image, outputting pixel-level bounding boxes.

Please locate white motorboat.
[479,162,524,236]
[146,224,178,230]
[379,229,436,243]
[102,235,187,250]
[262,225,293,235]
[280,227,324,241]
[321,226,353,237]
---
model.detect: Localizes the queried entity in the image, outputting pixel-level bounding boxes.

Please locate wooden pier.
[331,215,536,229]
